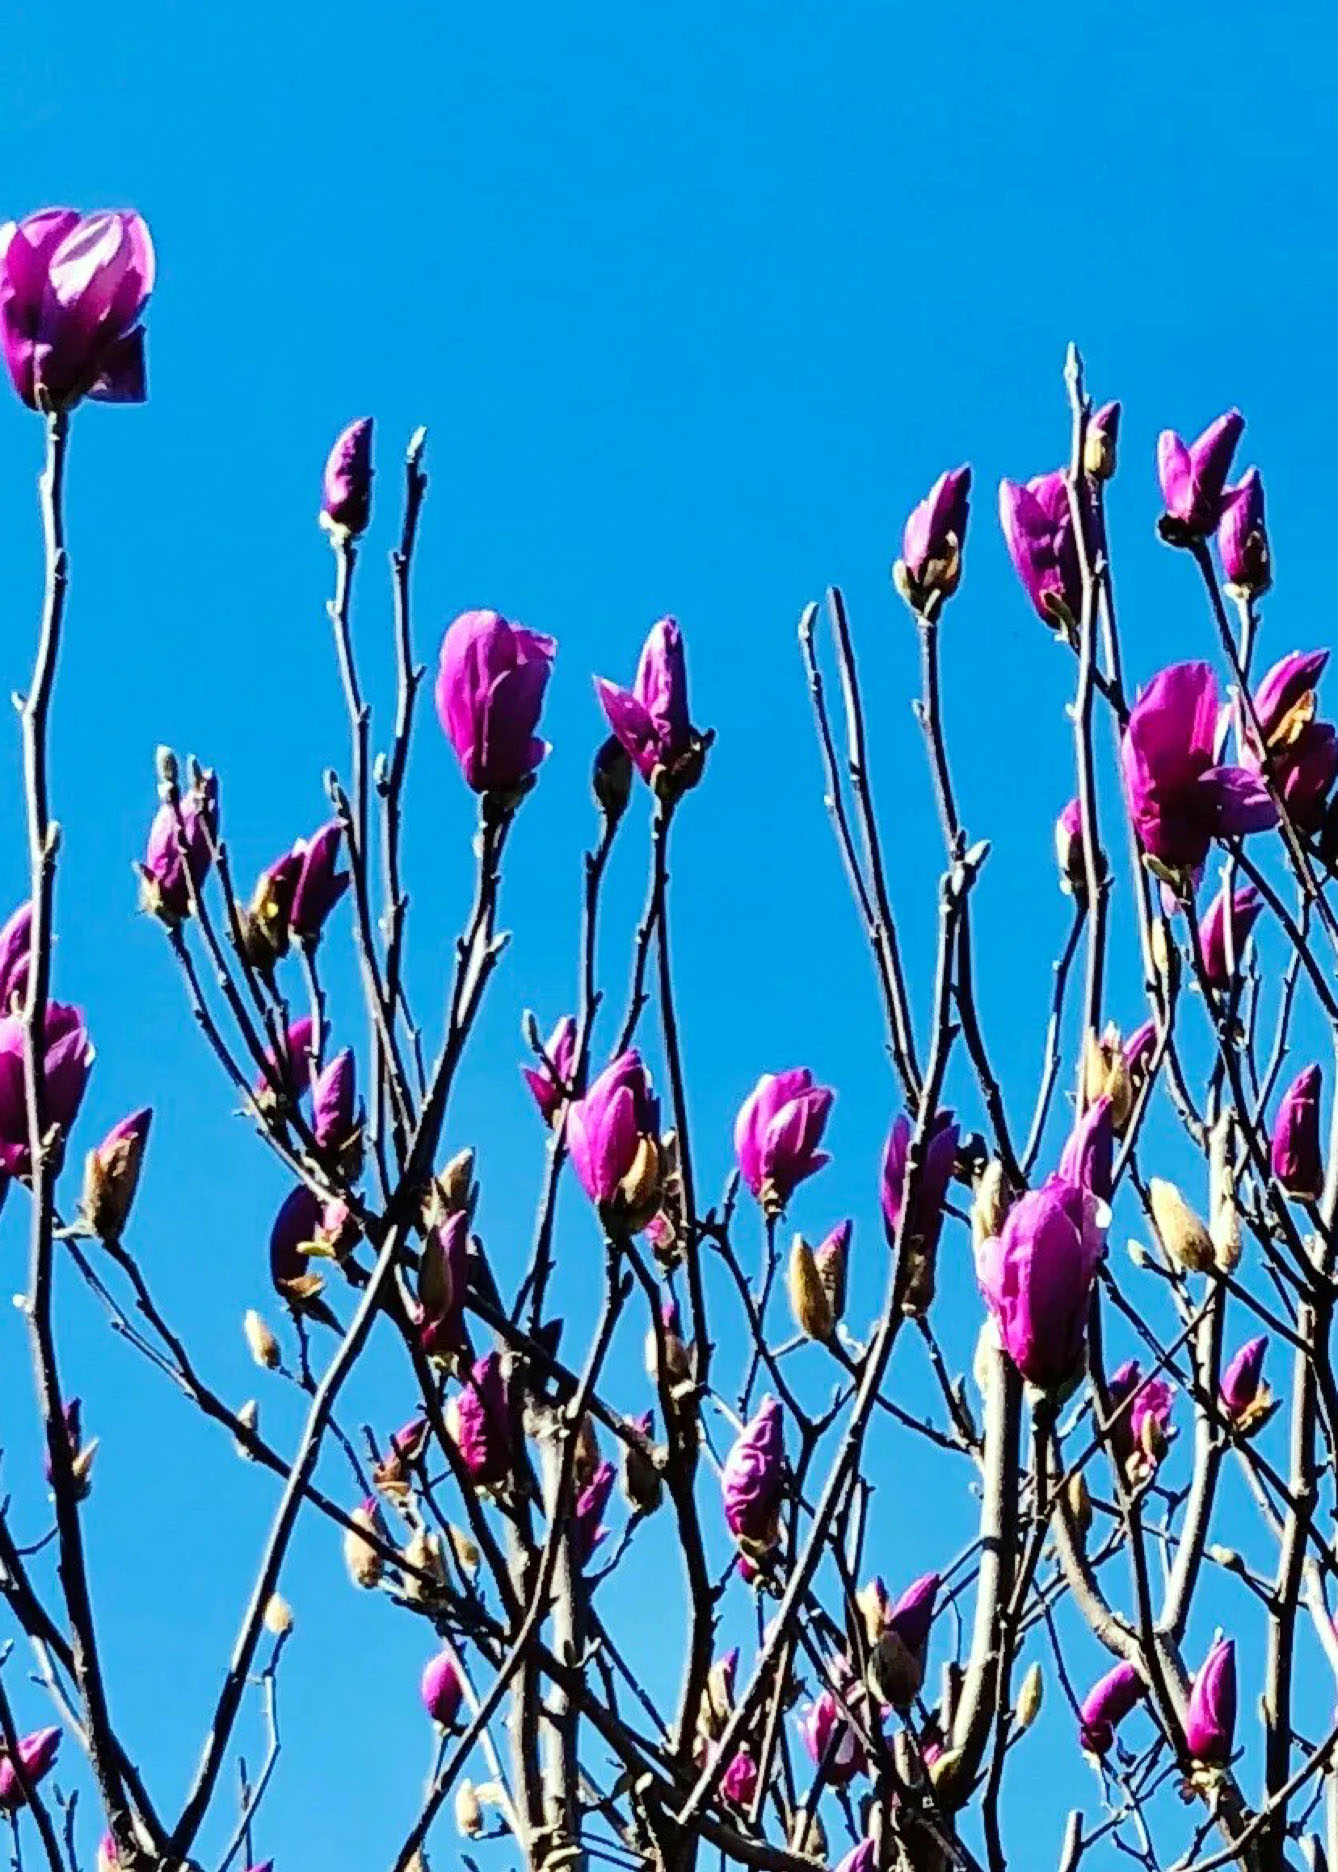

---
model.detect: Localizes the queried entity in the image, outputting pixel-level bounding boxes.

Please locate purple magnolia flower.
[1185,1638,1236,1763]
[719,1747,758,1808]
[885,1572,939,1657]
[1217,468,1270,595]
[899,464,971,607]
[448,1352,512,1487]
[83,1105,152,1238]
[880,1108,959,1250]
[1121,661,1276,873]
[320,418,373,537]
[0,1003,93,1176]
[1078,1661,1145,1755]
[735,1069,835,1214]
[523,1015,577,1127]
[0,209,153,409]
[289,822,349,943]
[566,1050,661,1221]
[139,779,217,924]
[1157,410,1245,535]
[1059,1095,1115,1203]
[1199,882,1262,986]
[798,1675,864,1786]
[573,1459,616,1567]
[0,1726,60,1810]
[1221,1336,1268,1419]
[975,1175,1104,1391]
[0,902,31,1012]
[312,1048,361,1166]
[595,617,705,797]
[1241,649,1338,830]
[1272,1064,1323,1199]
[435,609,556,795]
[255,1018,315,1104]
[421,1649,463,1726]
[999,470,1081,625]
[722,1396,784,1554]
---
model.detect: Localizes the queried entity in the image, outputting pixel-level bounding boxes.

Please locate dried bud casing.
[263,1592,294,1635]
[788,1234,834,1341]
[1065,1471,1093,1539]
[344,1507,383,1588]
[454,1782,484,1838]
[1083,1024,1133,1131]
[436,1148,476,1216]
[867,1628,923,1709]
[402,1528,446,1604]
[970,1159,1008,1249]
[1209,1110,1242,1273]
[244,1308,282,1370]
[572,1415,601,1490]
[1015,1660,1043,1730]
[1148,1178,1214,1273]
[447,1524,481,1575]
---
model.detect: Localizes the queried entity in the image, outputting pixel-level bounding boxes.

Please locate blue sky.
[0,0,1335,1866]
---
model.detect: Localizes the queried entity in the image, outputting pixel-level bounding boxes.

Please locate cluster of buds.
[138,754,217,927]
[241,822,349,969]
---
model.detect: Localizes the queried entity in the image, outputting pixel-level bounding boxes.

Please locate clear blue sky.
[0,0,1334,1865]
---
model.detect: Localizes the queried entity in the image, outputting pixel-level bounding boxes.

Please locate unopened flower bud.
[244,1308,281,1371]
[1208,1543,1244,1573]
[82,1108,152,1238]
[856,1576,890,1644]
[402,1527,446,1603]
[1015,1660,1043,1730]
[436,1147,476,1216]
[1084,401,1121,481]
[1082,1024,1133,1131]
[320,417,374,538]
[344,1501,385,1588]
[573,1414,601,1491]
[593,734,634,823]
[867,1628,922,1709]
[455,1782,484,1838]
[447,1524,481,1575]
[1149,1178,1214,1273]
[788,1233,834,1342]
[263,1592,294,1636]
[235,1400,259,1457]
[813,1220,851,1323]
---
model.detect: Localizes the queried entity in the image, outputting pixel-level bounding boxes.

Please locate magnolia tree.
[0,205,1332,1872]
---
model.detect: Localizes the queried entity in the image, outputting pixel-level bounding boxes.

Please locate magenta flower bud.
[596,617,706,798]
[320,418,373,538]
[523,1015,578,1127]
[722,1396,784,1554]
[312,1048,357,1149]
[1054,797,1101,897]
[1217,467,1270,595]
[573,1459,616,1567]
[1272,1064,1323,1200]
[886,1572,939,1658]
[1185,1638,1236,1763]
[998,470,1081,626]
[0,1725,61,1809]
[880,1108,959,1253]
[1241,649,1338,829]
[0,902,31,1012]
[289,822,349,943]
[1199,882,1262,986]
[719,1747,758,1808]
[1221,1335,1268,1418]
[735,1069,835,1215]
[566,1051,662,1225]
[898,464,971,608]
[449,1352,512,1487]
[421,1649,464,1727]
[975,1175,1104,1391]
[418,1209,471,1361]
[435,609,556,796]
[1059,1096,1114,1203]
[138,779,217,926]
[83,1104,152,1238]
[269,1185,323,1296]
[0,1002,93,1177]
[1107,1359,1174,1478]
[0,209,153,410]
[1078,1660,1145,1755]
[255,1018,315,1105]
[1085,400,1121,480]
[1157,410,1244,535]
[1121,661,1276,873]
[797,1677,864,1786]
